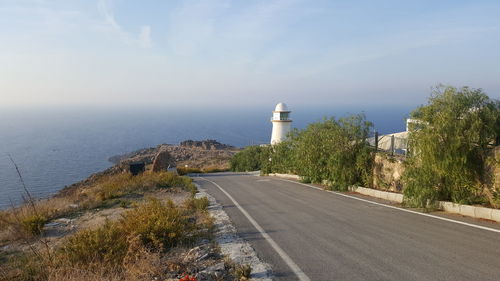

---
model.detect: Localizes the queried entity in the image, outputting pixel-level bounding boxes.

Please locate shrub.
[57,197,209,273]
[121,199,195,250]
[0,253,48,281]
[119,199,132,208]
[58,221,128,267]
[184,197,209,211]
[403,86,499,208]
[231,115,374,190]
[176,167,203,175]
[261,140,295,174]
[234,264,252,280]
[292,115,373,190]
[202,166,229,173]
[230,146,265,172]
[21,214,47,236]
[88,171,197,203]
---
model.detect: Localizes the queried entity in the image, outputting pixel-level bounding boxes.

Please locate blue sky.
[1,0,499,107]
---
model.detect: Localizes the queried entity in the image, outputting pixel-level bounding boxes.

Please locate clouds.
[139,25,152,48]
[0,0,499,107]
[96,0,153,48]
[97,0,120,30]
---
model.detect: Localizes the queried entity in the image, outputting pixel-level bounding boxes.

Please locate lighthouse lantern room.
[270,102,292,144]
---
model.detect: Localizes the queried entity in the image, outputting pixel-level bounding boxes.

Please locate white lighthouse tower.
[270,102,292,144]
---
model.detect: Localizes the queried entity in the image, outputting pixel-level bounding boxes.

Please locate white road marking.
[273,177,500,234]
[199,177,312,281]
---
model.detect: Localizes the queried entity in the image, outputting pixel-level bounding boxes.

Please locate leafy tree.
[293,115,373,190]
[403,86,499,208]
[230,114,374,190]
[262,139,296,174]
[230,145,265,172]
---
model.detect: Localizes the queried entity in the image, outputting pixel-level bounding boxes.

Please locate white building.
[270,102,292,144]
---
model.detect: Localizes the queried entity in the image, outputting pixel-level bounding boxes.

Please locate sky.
[1,0,499,108]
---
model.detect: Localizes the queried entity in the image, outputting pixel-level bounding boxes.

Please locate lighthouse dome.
[274,102,289,112]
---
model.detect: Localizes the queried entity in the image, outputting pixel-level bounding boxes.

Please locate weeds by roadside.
[0,171,197,245]
[1,196,213,281]
[176,166,229,176]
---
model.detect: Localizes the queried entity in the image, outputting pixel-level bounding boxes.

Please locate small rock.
[205,262,225,272]
[196,253,210,262]
[55,218,72,224]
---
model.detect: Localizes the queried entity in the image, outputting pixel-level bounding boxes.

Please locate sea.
[0,105,412,209]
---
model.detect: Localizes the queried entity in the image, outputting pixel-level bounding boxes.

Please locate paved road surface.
[195,173,500,281]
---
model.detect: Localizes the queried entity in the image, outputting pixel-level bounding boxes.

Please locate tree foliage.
[261,139,296,175]
[292,115,373,190]
[230,145,266,172]
[231,114,374,190]
[403,86,499,208]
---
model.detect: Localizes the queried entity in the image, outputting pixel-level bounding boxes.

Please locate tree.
[293,115,373,190]
[230,146,265,172]
[403,86,499,208]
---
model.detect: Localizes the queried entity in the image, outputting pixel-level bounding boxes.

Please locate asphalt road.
[194,173,500,281]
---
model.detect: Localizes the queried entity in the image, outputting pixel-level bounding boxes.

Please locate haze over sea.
[0,105,409,209]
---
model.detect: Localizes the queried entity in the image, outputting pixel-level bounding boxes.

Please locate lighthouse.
[270,102,292,144]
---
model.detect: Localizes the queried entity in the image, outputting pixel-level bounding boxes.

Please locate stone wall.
[372,147,500,196]
[372,153,405,192]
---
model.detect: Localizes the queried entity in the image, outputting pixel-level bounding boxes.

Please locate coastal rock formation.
[108,140,240,171]
[152,149,175,172]
[180,139,234,150]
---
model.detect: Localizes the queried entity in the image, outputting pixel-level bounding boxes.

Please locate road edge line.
[273,177,500,234]
[199,177,312,281]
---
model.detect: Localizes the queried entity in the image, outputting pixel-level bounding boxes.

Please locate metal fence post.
[390,135,395,155]
[374,131,379,151]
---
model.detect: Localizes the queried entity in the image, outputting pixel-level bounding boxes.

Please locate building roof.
[274,102,289,112]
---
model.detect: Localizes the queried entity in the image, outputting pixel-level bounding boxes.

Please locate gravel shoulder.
[196,184,273,281]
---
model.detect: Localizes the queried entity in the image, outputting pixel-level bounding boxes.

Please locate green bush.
[262,140,295,174]
[231,114,374,190]
[292,115,373,190]
[230,146,266,172]
[234,264,252,280]
[176,167,203,175]
[202,166,229,173]
[21,214,47,236]
[184,197,210,211]
[121,199,196,250]
[403,86,499,208]
[58,221,128,267]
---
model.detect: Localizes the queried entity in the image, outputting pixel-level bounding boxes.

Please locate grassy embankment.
[0,171,229,281]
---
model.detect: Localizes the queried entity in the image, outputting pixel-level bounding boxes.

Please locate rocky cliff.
[109,140,239,170]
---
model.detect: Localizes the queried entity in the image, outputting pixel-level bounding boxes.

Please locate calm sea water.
[0,105,411,209]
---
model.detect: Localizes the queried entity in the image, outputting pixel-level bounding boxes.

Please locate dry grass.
[0,171,197,245]
[1,195,213,281]
[0,196,75,243]
[176,166,229,175]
